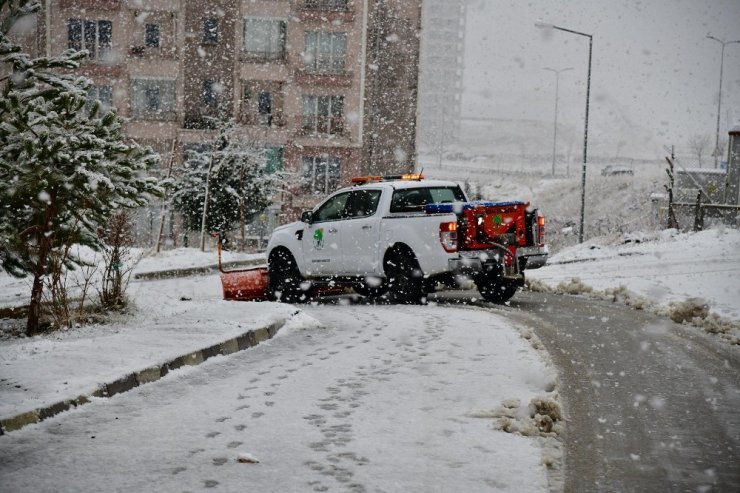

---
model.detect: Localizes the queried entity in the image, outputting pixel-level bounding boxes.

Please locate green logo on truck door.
[313,228,324,249]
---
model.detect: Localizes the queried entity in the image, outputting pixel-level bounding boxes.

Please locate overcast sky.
[462,0,740,160]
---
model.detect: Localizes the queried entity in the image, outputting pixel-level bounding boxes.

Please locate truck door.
[340,189,383,275]
[303,191,349,277]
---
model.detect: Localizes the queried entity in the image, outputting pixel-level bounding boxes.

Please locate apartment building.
[417,0,466,155]
[24,0,422,240]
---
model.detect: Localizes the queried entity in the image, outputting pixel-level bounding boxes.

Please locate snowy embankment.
[526,228,740,343]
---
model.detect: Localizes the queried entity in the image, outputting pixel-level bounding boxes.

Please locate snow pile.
[664,297,709,323]
[236,452,260,464]
[527,228,740,344]
[470,395,564,438]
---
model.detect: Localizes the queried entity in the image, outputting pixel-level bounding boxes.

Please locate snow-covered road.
[0,303,556,492]
[499,291,740,492]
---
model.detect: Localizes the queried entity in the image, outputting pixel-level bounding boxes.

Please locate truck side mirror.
[300,210,314,224]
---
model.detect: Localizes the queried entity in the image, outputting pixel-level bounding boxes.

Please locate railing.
[239,112,285,127]
[297,115,346,136]
[60,0,120,8]
[240,49,286,63]
[303,0,349,12]
[183,112,222,129]
[294,69,353,87]
[302,60,347,74]
[130,108,178,121]
[129,45,177,59]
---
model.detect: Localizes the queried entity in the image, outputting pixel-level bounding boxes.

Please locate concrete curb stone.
[0,318,286,435]
[133,258,266,281]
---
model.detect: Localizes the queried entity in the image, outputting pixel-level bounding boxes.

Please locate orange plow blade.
[216,238,270,301]
[220,267,270,301]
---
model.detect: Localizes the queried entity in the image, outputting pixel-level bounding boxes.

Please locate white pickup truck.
[266,175,546,303]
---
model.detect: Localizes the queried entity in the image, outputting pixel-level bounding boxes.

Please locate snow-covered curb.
[526,278,740,345]
[0,315,292,435]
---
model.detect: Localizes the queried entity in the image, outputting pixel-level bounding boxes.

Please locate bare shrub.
[42,246,73,329]
[98,211,140,309]
[41,235,97,330]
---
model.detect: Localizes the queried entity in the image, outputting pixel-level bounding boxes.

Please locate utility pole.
[706,35,740,168]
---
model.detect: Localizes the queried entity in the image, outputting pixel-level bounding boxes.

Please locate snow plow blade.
[220,266,269,301]
[215,239,269,301]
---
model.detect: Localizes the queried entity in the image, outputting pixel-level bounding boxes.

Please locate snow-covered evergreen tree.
[172,118,283,247]
[0,0,164,335]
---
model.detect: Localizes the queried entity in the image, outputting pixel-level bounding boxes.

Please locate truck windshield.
[390,186,466,213]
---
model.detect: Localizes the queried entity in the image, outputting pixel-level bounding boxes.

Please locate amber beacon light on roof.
[351,174,425,185]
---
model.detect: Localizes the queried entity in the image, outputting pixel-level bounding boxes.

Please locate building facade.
[417,0,466,156]
[24,0,422,242]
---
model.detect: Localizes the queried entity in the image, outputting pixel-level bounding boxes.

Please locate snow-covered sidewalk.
[0,260,292,433]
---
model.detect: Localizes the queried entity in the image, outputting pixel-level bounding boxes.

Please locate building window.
[243,18,286,61]
[264,146,284,173]
[302,95,344,135]
[68,19,112,60]
[242,82,283,126]
[203,18,219,44]
[301,156,341,194]
[304,0,349,11]
[86,85,113,112]
[145,24,160,48]
[304,32,346,73]
[131,79,176,119]
[144,86,160,111]
[202,80,219,107]
[258,91,272,116]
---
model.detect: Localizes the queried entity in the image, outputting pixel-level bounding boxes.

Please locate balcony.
[239,49,287,64]
[60,0,120,9]
[183,111,222,130]
[239,112,285,128]
[294,69,353,87]
[128,45,178,60]
[297,115,347,138]
[303,0,350,11]
[298,1,354,23]
[73,62,125,78]
[130,108,178,122]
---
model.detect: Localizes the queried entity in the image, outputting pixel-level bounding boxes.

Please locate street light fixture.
[536,21,593,244]
[706,35,740,169]
[544,67,573,177]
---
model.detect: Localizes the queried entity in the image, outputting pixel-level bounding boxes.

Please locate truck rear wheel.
[385,251,426,304]
[475,271,520,303]
[268,250,308,303]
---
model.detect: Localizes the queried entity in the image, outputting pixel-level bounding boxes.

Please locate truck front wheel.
[475,272,520,303]
[268,250,308,303]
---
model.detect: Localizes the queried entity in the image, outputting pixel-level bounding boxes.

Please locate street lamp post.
[536,21,592,243]
[544,67,573,177]
[706,35,740,169]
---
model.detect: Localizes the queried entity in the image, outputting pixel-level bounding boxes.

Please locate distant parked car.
[601,165,633,176]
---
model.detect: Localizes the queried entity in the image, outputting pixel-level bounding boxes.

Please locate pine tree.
[0,0,164,335]
[172,118,282,249]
